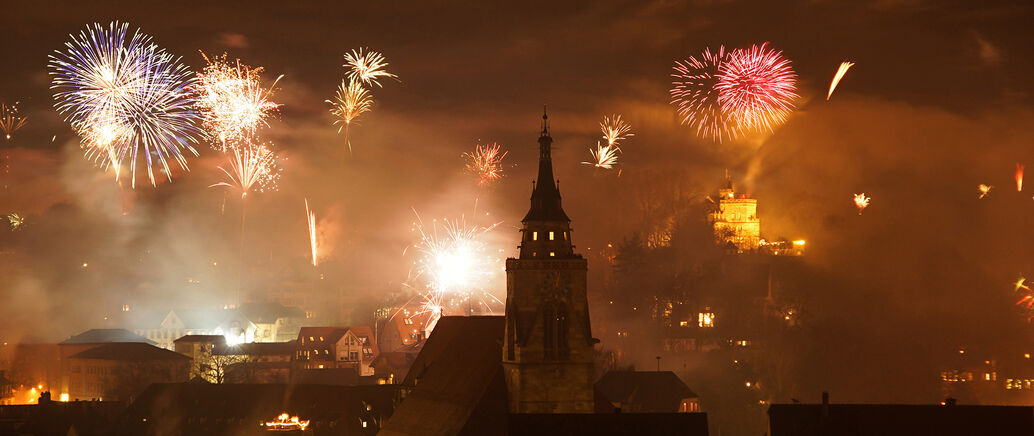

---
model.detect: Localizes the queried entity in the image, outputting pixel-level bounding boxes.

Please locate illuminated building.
[66,343,189,401]
[502,111,596,413]
[709,179,760,251]
[293,326,378,376]
[708,177,806,256]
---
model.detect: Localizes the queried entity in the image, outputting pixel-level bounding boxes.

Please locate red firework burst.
[716,42,798,133]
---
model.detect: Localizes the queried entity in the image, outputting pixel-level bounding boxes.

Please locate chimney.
[820,391,830,422]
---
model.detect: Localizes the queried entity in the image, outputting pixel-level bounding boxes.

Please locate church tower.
[503,110,596,414]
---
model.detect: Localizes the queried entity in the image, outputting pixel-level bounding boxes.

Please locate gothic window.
[533,231,538,241]
[549,231,555,240]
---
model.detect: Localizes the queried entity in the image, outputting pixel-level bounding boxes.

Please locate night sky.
[2,0,1034,407]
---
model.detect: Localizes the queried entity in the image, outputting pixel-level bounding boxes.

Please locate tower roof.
[523,108,570,222]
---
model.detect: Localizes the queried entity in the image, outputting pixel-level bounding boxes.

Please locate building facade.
[710,180,761,251]
[502,112,596,414]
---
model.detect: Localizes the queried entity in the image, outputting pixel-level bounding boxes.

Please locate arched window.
[542,302,570,360]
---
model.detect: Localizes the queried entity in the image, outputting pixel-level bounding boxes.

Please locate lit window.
[549,231,555,240]
[549,252,555,257]
[564,232,568,240]
[679,320,688,327]
[698,311,715,328]
[319,336,324,341]
[533,231,538,241]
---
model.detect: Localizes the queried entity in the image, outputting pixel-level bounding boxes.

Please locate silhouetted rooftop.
[67,343,189,361]
[59,329,155,345]
[768,403,1034,436]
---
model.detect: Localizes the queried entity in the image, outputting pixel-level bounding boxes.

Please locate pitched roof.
[173,335,226,344]
[767,403,1034,436]
[59,329,156,345]
[595,371,698,413]
[347,325,380,356]
[380,316,506,436]
[67,343,190,361]
[296,327,349,349]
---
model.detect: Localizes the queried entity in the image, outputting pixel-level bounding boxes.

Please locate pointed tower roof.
[523,108,570,222]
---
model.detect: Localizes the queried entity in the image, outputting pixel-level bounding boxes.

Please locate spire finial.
[541,105,549,136]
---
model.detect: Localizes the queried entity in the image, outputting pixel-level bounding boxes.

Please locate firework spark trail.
[210,141,280,307]
[978,184,992,199]
[343,48,398,88]
[582,141,620,169]
[670,47,741,142]
[600,115,633,148]
[1017,164,1024,192]
[827,61,855,101]
[716,42,798,133]
[0,103,27,140]
[853,193,870,215]
[210,141,280,198]
[327,78,373,156]
[464,142,508,186]
[195,53,282,150]
[1016,277,1034,320]
[49,22,201,187]
[305,199,318,267]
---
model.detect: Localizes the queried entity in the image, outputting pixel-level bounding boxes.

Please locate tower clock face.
[541,271,570,300]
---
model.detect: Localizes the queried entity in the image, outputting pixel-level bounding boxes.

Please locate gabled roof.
[768,403,1034,436]
[595,371,698,413]
[347,325,380,356]
[68,343,190,361]
[380,316,505,436]
[296,327,349,349]
[59,329,156,345]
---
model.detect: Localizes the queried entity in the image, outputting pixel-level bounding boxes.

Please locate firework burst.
[463,142,508,186]
[49,22,201,187]
[582,141,620,169]
[853,193,870,215]
[600,115,633,148]
[0,103,27,141]
[670,47,739,142]
[343,48,398,88]
[210,141,280,198]
[827,61,855,101]
[716,42,798,133]
[327,78,373,156]
[1016,277,1034,321]
[978,184,992,199]
[195,53,282,149]
[7,213,24,230]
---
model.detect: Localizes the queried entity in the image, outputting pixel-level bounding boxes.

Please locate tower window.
[549,231,555,240]
[564,232,567,240]
[549,252,555,257]
[532,231,538,241]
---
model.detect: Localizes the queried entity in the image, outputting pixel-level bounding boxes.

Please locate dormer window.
[533,231,538,241]
[549,231,555,240]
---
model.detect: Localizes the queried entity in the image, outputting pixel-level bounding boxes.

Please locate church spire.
[523,109,570,223]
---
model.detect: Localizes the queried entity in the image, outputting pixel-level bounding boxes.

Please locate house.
[594,371,701,413]
[237,302,305,343]
[56,329,155,400]
[767,394,1034,436]
[294,326,379,376]
[66,343,190,401]
[378,306,436,352]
